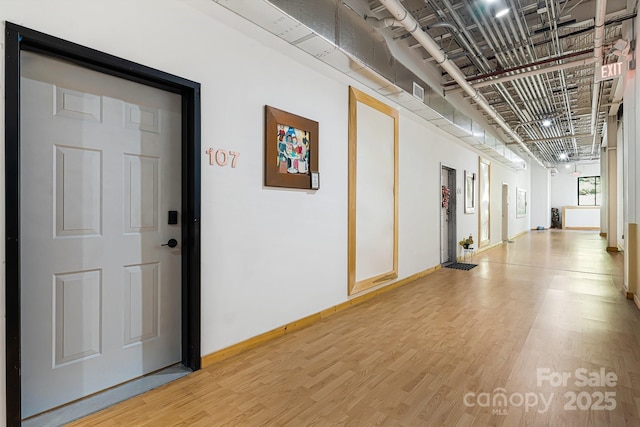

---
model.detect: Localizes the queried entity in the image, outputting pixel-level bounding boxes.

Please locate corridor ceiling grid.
[366,0,631,166]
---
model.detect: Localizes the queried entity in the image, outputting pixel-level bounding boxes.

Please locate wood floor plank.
[66,230,637,426]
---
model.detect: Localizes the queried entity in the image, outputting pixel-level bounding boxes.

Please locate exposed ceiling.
[215,0,634,168]
[365,0,632,166]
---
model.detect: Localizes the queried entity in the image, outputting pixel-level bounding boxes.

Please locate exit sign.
[595,61,627,82]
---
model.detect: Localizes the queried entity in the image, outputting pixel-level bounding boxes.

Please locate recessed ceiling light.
[542,119,552,127]
[559,153,567,160]
[495,8,510,18]
[565,164,572,169]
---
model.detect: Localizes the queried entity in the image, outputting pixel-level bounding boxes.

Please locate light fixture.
[565,164,571,169]
[559,153,567,160]
[495,8,510,18]
[542,119,552,127]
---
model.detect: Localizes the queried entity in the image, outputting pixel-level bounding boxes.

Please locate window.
[578,176,601,206]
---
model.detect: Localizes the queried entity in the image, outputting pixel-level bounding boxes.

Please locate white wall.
[489,161,531,239]
[550,162,601,208]
[0,0,532,422]
[530,161,551,228]
[564,207,601,228]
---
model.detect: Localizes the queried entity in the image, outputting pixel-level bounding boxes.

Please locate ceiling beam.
[446,57,597,94]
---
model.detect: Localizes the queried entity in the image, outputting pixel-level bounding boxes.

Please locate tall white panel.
[355,102,395,281]
[54,270,102,367]
[124,155,159,233]
[55,146,102,237]
[124,263,160,346]
[480,160,490,244]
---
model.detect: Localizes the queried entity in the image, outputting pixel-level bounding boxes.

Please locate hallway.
[69,230,636,426]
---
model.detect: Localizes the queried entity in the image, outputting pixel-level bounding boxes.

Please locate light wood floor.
[69,230,638,426]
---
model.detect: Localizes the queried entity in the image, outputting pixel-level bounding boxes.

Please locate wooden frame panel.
[478,157,491,248]
[348,86,398,295]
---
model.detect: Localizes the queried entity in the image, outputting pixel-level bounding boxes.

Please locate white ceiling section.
[214,0,633,169]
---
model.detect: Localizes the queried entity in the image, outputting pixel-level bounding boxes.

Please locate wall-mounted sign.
[595,61,626,82]
[205,148,239,168]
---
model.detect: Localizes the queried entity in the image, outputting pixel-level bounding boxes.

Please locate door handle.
[161,238,178,248]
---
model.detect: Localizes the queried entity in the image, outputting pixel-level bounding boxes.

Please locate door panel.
[20,52,182,418]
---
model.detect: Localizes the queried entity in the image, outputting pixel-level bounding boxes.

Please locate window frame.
[577,175,601,206]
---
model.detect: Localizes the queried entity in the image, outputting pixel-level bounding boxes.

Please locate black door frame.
[5,23,201,426]
[441,165,457,264]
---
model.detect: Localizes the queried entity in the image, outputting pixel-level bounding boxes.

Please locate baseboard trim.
[565,227,600,230]
[201,265,441,368]
[478,240,504,252]
[634,294,640,310]
[510,230,529,240]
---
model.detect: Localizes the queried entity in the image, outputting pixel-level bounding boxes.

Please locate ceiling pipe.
[591,0,607,154]
[491,6,548,120]
[463,0,544,133]
[377,0,546,168]
[364,16,402,29]
[544,0,578,153]
[447,57,597,93]
[524,134,593,144]
[430,0,537,133]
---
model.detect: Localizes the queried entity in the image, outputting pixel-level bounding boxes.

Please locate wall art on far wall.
[516,187,527,218]
[264,105,319,189]
[464,170,475,214]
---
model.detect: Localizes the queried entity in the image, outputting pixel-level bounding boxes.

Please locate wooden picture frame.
[464,170,475,214]
[264,105,318,189]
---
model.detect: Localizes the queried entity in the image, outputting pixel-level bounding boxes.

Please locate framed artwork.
[516,187,527,218]
[264,105,318,189]
[464,170,475,214]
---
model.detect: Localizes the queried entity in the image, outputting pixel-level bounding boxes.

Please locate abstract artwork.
[276,124,311,175]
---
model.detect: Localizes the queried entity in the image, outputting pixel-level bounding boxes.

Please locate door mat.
[445,262,477,271]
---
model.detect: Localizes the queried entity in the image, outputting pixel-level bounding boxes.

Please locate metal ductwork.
[213,0,530,169]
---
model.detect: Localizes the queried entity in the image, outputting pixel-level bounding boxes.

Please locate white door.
[20,52,182,418]
[441,168,449,263]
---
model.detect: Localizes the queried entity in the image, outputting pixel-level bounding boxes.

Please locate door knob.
[162,238,178,248]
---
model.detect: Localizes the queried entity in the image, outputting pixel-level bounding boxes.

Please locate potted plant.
[459,234,474,249]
